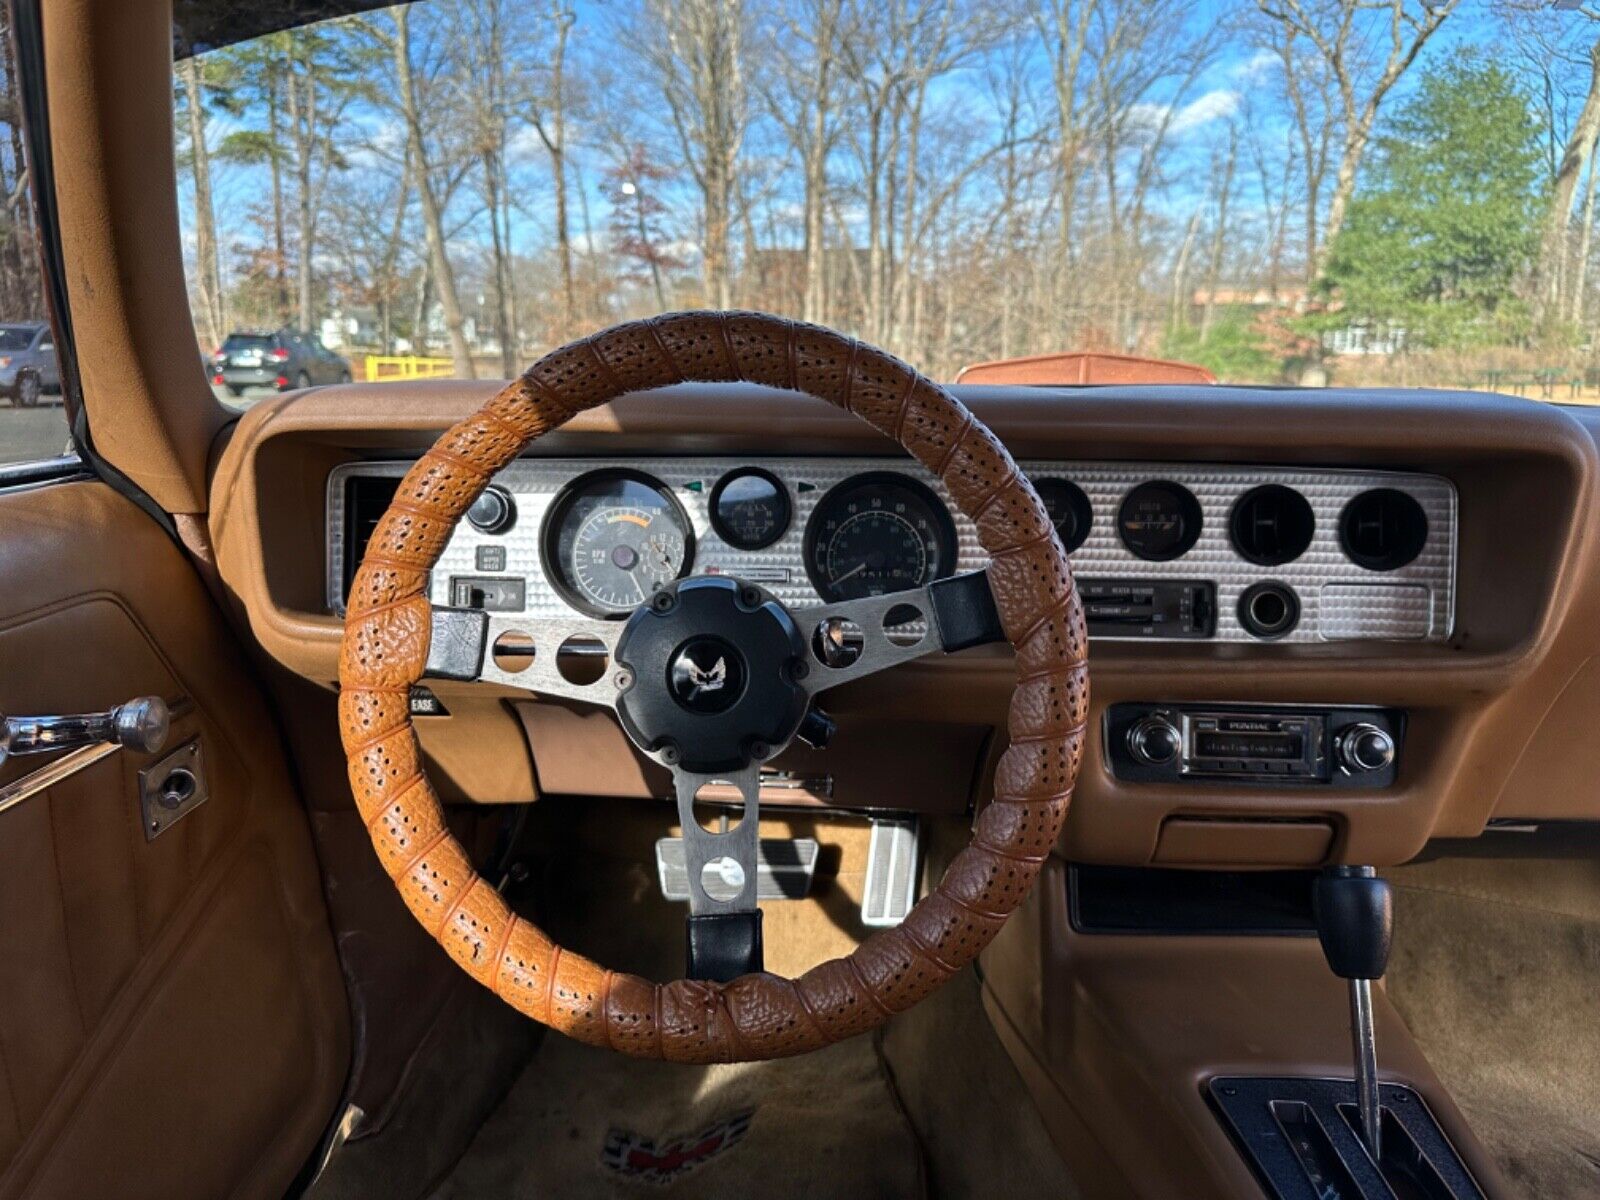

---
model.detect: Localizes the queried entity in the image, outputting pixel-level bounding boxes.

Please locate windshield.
[173,1,1600,401]
[0,327,36,351]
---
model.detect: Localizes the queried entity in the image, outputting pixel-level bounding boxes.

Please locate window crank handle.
[0,696,170,764]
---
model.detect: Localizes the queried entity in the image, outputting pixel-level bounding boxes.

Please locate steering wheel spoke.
[790,568,1006,695]
[670,762,761,916]
[423,606,628,708]
[670,762,765,981]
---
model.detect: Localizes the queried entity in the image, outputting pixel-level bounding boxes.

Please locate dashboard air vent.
[1339,488,1427,571]
[1229,485,1314,566]
[342,473,402,603]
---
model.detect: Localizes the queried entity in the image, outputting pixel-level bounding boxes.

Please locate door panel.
[0,479,348,1199]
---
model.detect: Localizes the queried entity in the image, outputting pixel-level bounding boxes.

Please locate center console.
[980,860,1507,1199]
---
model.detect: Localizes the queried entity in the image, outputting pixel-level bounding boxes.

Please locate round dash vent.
[1339,488,1427,571]
[1229,485,1314,566]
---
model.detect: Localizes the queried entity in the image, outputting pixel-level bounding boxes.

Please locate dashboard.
[210,379,1600,870]
[328,457,1457,644]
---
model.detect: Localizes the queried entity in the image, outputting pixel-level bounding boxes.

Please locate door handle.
[0,696,170,764]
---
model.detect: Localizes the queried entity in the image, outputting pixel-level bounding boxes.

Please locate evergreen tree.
[1319,56,1546,349]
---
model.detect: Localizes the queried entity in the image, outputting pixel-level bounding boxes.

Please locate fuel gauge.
[710,468,791,550]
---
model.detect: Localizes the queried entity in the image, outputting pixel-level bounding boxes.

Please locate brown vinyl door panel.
[0,479,348,1199]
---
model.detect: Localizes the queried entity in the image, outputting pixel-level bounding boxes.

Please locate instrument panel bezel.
[326,457,1458,644]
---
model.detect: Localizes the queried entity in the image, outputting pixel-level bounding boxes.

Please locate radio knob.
[1128,716,1182,766]
[1340,723,1395,773]
[467,485,516,535]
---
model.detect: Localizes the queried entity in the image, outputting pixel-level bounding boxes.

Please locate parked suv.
[0,321,59,406]
[210,328,352,396]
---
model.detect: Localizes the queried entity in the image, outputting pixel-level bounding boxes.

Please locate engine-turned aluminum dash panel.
[328,457,1456,644]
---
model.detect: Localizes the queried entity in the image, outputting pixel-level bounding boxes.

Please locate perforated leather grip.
[338,312,1088,1062]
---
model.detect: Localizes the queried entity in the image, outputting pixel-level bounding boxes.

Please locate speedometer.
[803,472,958,602]
[541,470,694,616]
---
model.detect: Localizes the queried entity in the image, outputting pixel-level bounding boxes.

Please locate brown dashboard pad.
[337,312,1088,1063]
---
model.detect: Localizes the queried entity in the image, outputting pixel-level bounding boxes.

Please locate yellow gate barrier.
[364,354,457,381]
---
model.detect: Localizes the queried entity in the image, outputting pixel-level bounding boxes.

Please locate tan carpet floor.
[431,1027,924,1199]
[1387,829,1600,1199]
[429,799,1078,1199]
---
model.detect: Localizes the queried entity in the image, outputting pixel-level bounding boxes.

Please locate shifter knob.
[1313,866,1392,981]
[1314,865,1393,1162]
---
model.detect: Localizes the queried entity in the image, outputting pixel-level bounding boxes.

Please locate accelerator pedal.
[861,817,921,927]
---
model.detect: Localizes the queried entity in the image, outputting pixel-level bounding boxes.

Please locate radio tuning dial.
[1128,715,1182,766]
[1340,723,1395,773]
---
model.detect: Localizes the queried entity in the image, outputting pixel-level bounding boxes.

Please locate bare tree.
[1200,124,1239,341]
[460,0,522,375]
[1169,205,1203,329]
[758,0,850,324]
[526,2,579,337]
[176,57,226,349]
[1086,0,1214,348]
[0,7,42,323]
[1573,128,1600,323]
[1507,3,1600,324]
[389,6,475,375]
[1253,16,1336,287]
[1034,0,1095,333]
[279,26,363,335]
[628,0,748,309]
[1254,0,1461,275]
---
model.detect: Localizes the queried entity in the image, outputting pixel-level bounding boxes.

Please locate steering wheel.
[338,313,1087,1063]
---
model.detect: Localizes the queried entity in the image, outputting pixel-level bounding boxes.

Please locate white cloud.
[1132,88,1241,137]
[1171,89,1242,133]
[1230,49,1278,83]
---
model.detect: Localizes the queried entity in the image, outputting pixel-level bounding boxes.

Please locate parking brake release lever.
[1313,865,1393,1164]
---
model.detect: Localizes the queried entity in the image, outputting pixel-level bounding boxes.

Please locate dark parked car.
[210,328,352,396]
[0,321,59,406]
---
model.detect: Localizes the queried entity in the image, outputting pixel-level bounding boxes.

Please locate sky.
[177,0,1595,314]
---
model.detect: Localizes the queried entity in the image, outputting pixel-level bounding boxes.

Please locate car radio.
[1104,703,1401,788]
[1078,578,1215,639]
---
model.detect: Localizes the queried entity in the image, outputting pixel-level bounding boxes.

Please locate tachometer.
[803,472,957,602]
[542,470,694,616]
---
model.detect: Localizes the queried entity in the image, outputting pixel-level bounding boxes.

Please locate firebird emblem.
[601,1110,753,1184]
[685,656,727,694]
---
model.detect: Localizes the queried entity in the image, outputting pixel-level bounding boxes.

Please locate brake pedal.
[656,837,819,902]
[861,817,920,927]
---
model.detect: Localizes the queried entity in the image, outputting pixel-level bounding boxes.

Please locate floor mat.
[883,969,1082,1200]
[1387,832,1600,1199]
[429,1029,925,1199]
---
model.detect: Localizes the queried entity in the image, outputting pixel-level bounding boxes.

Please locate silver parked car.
[0,322,59,406]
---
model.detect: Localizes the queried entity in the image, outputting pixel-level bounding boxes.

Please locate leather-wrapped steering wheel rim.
[337,312,1088,1063]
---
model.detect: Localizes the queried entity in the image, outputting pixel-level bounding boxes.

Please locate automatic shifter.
[1312,865,1393,1162]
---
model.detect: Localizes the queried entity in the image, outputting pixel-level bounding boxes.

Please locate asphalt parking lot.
[0,384,279,465]
[0,402,72,462]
